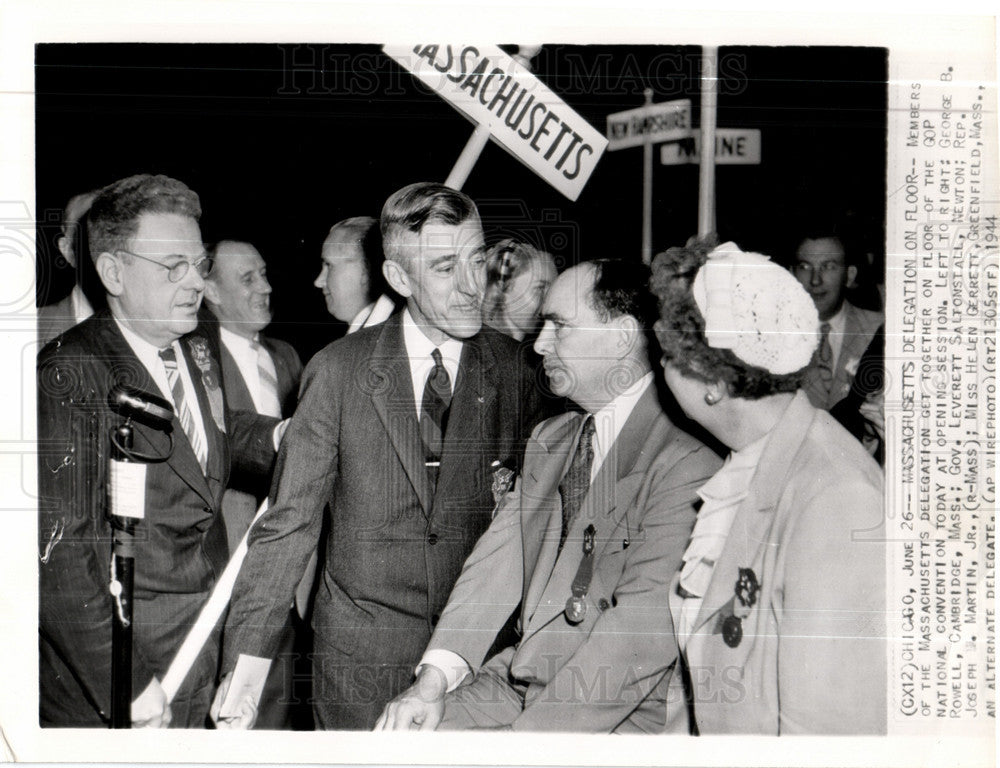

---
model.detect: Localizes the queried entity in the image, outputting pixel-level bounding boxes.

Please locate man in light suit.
[213,182,545,730]
[314,216,396,332]
[376,260,721,732]
[203,240,302,550]
[38,174,280,728]
[793,233,882,410]
[37,189,100,346]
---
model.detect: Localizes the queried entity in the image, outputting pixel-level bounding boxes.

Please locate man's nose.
[809,267,823,286]
[313,266,326,289]
[534,321,553,356]
[457,258,484,301]
[258,275,273,294]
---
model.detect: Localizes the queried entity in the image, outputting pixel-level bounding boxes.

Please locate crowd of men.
[36,174,884,732]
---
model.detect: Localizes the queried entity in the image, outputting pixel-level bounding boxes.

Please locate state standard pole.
[698,46,719,238]
[641,88,654,265]
[444,46,542,191]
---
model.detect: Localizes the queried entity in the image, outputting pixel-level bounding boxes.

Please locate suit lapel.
[96,315,217,507]
[433,333,498,512]
[368,316,435,516]
[520,414,582,622]
[262,336,298,409]
[523,385,666,636]
[219,342,255,412]
[689,392,816,636]
[180,333,228,494]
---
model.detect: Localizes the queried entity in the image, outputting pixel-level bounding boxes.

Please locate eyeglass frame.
[115,249,214,282]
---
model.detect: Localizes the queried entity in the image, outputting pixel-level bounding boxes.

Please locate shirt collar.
[588,371,654,474]
[347,302,377,335]
[402,308,463,369]
[825,302,847,335]
[113,315,175,371]
[220,325,259,354]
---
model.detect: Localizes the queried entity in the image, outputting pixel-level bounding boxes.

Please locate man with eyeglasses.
[791,228,882,410]
[37,174,281,728]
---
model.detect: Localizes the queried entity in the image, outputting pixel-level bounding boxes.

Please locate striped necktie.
[159,346,208,473]
[251,339,282,418]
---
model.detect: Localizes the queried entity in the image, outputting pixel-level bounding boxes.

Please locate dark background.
[35,43,887,360]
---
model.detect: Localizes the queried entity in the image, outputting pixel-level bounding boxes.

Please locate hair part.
[380,182,478,264]
[87,174,201,264]
[650,239,805,399]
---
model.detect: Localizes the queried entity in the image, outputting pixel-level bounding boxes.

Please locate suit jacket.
[37,294,77,348]
[222,312,544,673]
[429,383,722,732]
[218,335,302,550]
[664,391,886,735]
[37,310,278,726]
[803,301,882,410]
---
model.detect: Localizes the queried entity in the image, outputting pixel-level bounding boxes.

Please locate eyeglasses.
[116,250,214,282]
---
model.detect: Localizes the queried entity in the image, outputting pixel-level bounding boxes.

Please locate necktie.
[160,346,208,473]
[815,321,834,395]
[420,348,452,486]
[251,340,282,418]
[559,416,595,550]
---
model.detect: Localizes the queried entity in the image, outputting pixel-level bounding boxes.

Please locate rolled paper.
[161,499,269,703]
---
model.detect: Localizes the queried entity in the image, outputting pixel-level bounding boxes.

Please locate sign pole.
[444,45,542,191]
[698,46,718,237]
[641,88,654,265]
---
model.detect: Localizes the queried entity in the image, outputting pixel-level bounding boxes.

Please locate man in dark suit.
[37,189,99,346]
[203,240,302,550]
[376,261,720,732]
[37,174,279,728]
[202,239,305,729]
[213,182,545,730]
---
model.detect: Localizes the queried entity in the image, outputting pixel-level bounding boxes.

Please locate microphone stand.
[109,420,136,728]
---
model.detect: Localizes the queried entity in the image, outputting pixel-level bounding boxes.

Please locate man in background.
[38,189,99,345]
[792,229,882,410]
[314,215,395,332]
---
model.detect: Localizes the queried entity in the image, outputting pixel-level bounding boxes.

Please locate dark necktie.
[815,321,834,394]
[159,346,207,473]
[420,348,452,485]
[559,416,595,550]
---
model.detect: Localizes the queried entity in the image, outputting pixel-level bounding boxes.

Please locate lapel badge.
[723,567,760,649]
[564,525,597,624]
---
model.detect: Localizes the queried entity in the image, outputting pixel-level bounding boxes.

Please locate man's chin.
[446,319,482,339]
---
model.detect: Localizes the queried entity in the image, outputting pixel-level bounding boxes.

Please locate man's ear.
[845,264,858,289]
[202,279,221,305]
[56,236,76,268]
[383,259,412,298]
[95,252,124,297]
[615,314,641,358]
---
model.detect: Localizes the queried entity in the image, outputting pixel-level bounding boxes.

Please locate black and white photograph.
[1,3,996,766]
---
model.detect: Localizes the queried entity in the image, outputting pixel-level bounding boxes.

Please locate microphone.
[108,386,174,431]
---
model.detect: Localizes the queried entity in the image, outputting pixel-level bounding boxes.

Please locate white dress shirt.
[70,285,94,325]
[824,303,848,369]
[220,327,273,415]
[401,308,462,418]
[420,371,655,691]
[114,317,208,457]
[347,293,396,334]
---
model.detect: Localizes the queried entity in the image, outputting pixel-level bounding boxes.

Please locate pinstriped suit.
[37,310,278,727]
[222,312,544,729]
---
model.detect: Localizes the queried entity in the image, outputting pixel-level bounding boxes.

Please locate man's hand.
[373,665,447,731]
[131,677,172,728]
[209,671,259,730]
